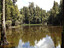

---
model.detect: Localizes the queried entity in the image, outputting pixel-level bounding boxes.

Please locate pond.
[0,25,63,48]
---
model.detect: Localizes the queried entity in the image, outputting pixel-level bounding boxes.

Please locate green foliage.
[5,0,20,26]
[4,0,63,26]
[20,2,47,24]
[20,1,63,26]
[23,6,30,23]
[47,1,63,26]
[5,5,11,20]
[6,20,12,28]
[15,20,20,26]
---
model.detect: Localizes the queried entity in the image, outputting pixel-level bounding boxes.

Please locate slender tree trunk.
[61,0,64,47]
[1,0,8,45]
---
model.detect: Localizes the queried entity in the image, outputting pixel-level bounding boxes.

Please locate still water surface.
[1,25,63,48]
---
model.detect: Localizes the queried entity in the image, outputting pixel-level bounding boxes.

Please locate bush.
[15,20,20,26]
[6,20,12,28]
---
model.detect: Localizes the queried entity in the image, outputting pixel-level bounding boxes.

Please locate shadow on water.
[0,25,63,48]
[61,29,64,48]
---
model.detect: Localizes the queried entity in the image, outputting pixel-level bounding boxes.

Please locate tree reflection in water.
[0,26,62,48]
[18,35,61,48]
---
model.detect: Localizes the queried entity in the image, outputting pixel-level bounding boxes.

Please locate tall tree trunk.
[1,0,8,45]
[61,0,64,47]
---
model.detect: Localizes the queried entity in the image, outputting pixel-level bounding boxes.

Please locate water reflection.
[18,35,61,48]
[18,39,34,48]
[56,44,61,48]
[35,35,55,48]
[0,26,62,48]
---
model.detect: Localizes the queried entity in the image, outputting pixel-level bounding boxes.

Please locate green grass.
[22,24,42,26]
[8,24,43,28]
[11,25,21,28]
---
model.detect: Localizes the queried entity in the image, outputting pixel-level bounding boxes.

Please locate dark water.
[0,25,63,48]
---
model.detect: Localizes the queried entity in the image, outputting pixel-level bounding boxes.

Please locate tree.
[35,5,41,23]
[47,1,59,25]
[5,5,11,20]
[0,0,2,26]
[1,0,19,45]
[20,2,47,24]
[1,0,8,45]
[29,2,34,23]
[61,0,64,47]
[11,5,20,26]
[52,1,59,25]
[22,7,30,24]
[58,0,63,25]
[4,0,19,26]
[13,0,17,5]
[10,5,16,26]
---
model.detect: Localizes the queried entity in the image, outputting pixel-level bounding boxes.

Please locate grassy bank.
[11,25,21,28]
[6,24,42,28]
[22,24,42,26]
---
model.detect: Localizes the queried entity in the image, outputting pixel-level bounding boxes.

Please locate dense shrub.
[6,20,12,28]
